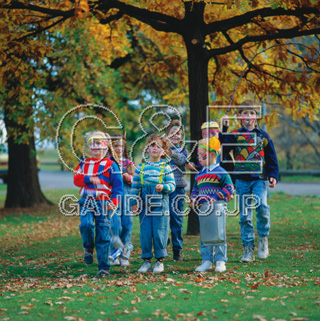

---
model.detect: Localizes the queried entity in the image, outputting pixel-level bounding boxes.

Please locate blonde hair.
[83,131,120,164]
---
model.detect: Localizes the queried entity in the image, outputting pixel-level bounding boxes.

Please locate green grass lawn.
[0,190,319,321]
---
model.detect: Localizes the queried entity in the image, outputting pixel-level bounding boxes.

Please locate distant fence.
[279,170,320,180]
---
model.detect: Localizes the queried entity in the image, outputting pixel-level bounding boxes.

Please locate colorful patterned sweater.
[220,126,279,181]
[74,157,123,206]
[130,161,176,205]
[191,164,234,206]
[169,146,188,188]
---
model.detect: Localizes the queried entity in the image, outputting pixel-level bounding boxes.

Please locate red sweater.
[74,157,123,206]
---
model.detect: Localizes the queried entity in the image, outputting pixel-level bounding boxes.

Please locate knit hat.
[201,121,220,131]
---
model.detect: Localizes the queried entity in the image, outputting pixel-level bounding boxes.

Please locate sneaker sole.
[240,258,255,263]
[138,269,152,273]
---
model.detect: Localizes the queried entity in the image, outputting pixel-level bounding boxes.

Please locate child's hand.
[189,198,195,209]
[222,114,229,127]
[155,184,164,192]
[186,162,196,170]
[227,194,234,202]
[269,177,277,188]
[107,202,116,211]
[90,177,100,185]
[132,205,139,216]
[123,173,131,183]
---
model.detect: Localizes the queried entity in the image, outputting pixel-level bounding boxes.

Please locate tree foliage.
[1,0,320,225]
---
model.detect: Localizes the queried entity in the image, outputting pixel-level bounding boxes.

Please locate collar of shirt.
[240,126,262,133]
[201,162,219,172]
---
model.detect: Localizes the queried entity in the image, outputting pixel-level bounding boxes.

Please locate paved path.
[2,171,319,197]
[39,171,320,196]
[270,181,320,196]
[38,170,75,190]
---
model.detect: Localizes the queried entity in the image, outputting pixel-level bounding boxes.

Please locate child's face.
[148,139,164,159]
[88,138,107,158]
[168,127,182,146]
[198,147,209,167]
[113,139,124,157]
[202,128,219,139]
[239,110,257,127]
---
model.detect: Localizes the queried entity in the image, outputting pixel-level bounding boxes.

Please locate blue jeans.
[169,187,185,251]
[236,179,270,249]
[109,208,121,254]
[200,242,227,263]
[120,183,133,246]
[139,185,170,259]
[79,198,112,270]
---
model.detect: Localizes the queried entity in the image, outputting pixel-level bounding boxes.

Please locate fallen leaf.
[253,315,267,321]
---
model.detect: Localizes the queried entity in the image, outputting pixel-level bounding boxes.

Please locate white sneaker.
[195,260,212,272]
[240,246,255,262]
[215,261,226,272]
[109,258,120,266]
[138,261,152,273]
[257,236,269,259]
[153,261,164,273]
[120,258,130,267]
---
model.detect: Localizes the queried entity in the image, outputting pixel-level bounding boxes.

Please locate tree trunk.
[4,109,52,208]
[183,2,209,235]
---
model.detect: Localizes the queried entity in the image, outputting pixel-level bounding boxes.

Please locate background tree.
[1,1,320,233]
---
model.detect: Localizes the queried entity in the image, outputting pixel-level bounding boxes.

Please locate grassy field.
[0,190,319,321]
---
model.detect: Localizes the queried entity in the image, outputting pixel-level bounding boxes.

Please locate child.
[187,121,234,177]
[190,136,234,272]
[111,133,135,266]
[220,100,279,262]
[165,120,188,261]
[131,133,176,273]
[74,131,123,277]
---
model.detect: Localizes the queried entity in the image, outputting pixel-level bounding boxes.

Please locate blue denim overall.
[139,163,170,259]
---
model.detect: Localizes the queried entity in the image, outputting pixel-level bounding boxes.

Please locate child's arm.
[218,130,236,155]
[212,174,234,202]
[169,147,188,166]
[159,165,176,194]
[130,165,142,205]
[74,162,91,187]
[109,162,124,208]
[189,179,199,208]
[264,134,279,187]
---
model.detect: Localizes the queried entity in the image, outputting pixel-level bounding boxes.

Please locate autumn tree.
[1,0,320,232]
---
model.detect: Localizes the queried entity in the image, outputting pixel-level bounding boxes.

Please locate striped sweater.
[74,157,123,206]
[191,164,234,206]
[130,161,176,205]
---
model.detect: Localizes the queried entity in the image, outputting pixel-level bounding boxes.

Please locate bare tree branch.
[1,1,75,17]
[96,0,182,33]
[208,26,320,57]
